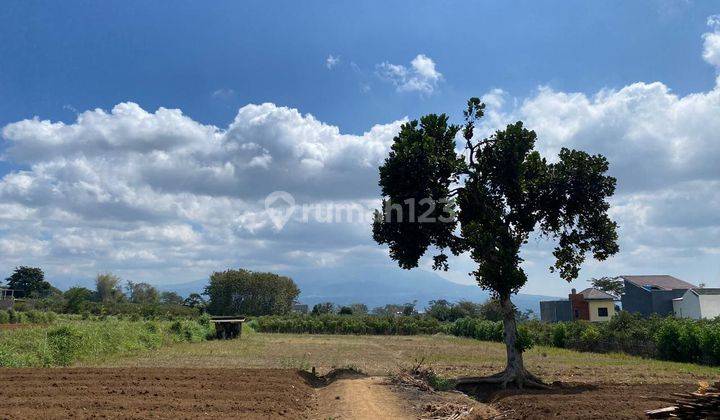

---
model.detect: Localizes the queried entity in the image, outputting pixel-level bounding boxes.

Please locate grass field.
[92,327,720,385]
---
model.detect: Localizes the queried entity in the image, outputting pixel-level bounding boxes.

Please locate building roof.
[621,275,696,291]
[578,287,617,300]
[691,288,720,296]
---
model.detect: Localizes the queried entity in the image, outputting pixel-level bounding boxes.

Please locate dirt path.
[315,377,415,419]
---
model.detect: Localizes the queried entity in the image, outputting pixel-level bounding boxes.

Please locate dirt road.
[315,377,414,419]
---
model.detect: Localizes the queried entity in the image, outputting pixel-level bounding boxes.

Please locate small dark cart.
[210,316,245,339]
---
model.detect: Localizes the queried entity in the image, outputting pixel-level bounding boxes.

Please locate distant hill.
[157,266,558,313]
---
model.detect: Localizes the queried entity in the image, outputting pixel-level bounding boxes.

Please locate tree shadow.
[456,381,598,403]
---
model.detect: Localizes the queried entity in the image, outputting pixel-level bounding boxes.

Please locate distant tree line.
[3,266,536,322]
[2,266,302,318]
[2,267,205,316]
[304,299,535,322]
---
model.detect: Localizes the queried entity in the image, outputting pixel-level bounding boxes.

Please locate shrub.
[253,314,449,336]
[0,317,211,367]
[516,324,535,352]
[579,325,601,350]
[169,319,210,342]
[700,323,720,365]
[47,325,84,366]
[551,323,567,348]
[655,320,682,361]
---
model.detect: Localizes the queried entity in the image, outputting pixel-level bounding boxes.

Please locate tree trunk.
[499,294,525,381]
[454,294,548,389]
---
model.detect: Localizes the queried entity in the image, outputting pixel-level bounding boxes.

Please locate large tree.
[63,286,96,313]
[204,269,300,316]
[373,98,619,388]
[126,281,160,304]
[95,273,124,303]
[5,266,51,297]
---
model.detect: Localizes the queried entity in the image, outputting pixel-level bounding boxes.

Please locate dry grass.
[89,327,720,385]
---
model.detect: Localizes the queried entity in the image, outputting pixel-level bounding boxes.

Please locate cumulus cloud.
[703,15,720,69]
[376,54,442,94]
[468,74,720,287]
[0,103,405,283]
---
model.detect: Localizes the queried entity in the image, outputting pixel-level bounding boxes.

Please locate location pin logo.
[264,191,296,231]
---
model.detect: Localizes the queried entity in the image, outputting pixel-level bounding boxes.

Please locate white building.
[672,289,720,320]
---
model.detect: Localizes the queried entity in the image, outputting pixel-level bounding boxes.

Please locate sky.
[1,1,720,296]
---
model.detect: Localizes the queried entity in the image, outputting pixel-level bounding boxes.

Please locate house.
[620,275,696,317]
[540,300,572,323]
[540,287,617,322]
[673,289,720,319]
[570,288,618,322]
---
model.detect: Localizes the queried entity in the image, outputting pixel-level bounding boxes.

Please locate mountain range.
[158,266,559,313]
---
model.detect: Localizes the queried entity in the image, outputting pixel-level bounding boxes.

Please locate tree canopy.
[95,273,124,303]
[160,291,185,305]
[126,281,160,304]
[373,98,619,388]
[4,266,51,297]
[204,269,300,316]
[590,276,625,297]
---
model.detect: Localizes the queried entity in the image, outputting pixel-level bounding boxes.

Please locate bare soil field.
[4,332,718,419]
[463,382,695,419]
[0,368,315,419]
[0,367,699,419]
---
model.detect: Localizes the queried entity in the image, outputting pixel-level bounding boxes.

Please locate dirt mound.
[0,368,315,419]
[298,367,367,387]
[488,383,695,419]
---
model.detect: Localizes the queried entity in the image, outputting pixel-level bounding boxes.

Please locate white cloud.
[0,102,405,283]
[703,15,720,69]
[467,75,720,289]
[212,88,235,99]
[376,54,442,94]
[325,54,340,69]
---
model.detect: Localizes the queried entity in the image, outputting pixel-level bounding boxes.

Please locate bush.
[47,325,84,366]
[169,319,210,342]
[700,323,720,365]
[551,323,567,348]
[252,311,720,367]
[579,325,601,350]
[0,317,212,367]
[253,314,448,336]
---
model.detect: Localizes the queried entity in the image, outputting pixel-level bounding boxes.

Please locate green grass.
[0,318,213,367]
[94,327,720,385]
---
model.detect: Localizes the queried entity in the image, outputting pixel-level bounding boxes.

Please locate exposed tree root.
[454,368,550,390]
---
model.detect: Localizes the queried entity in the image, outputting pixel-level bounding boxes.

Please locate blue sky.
[1,1,720,297]
[2,1,717,133]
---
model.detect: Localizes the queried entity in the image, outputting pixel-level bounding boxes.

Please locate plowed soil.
[0,368,316,419]
[0,367,700,419]
[489,383,695,419]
